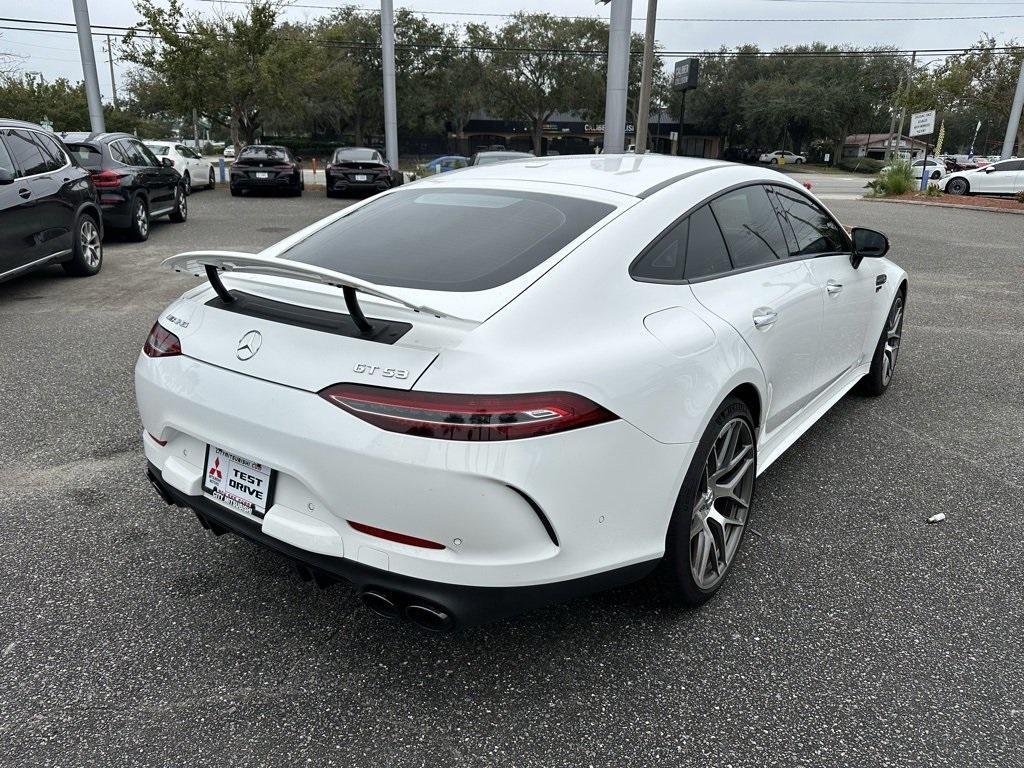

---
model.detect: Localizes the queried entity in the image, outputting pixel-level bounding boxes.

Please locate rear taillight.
[347,520,445,549]
[318,384,617,441]
[143,323,182,358]
[91,169,123,188]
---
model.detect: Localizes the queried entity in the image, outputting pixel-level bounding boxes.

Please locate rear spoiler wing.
[163,251,461,330]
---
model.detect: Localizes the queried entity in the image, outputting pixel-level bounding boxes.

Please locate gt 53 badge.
[353,363,410,380]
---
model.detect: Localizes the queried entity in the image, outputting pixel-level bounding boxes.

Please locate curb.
[864,197,1024,216]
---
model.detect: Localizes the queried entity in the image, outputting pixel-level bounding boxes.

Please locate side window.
[109,140,133,165]
[134,140,161,167]
[631,218,689,281]
[772,187,848,256]
[684,205,732,280]
[709,185,788,268]
[0,136,15,175]
[31,132,69,171]
[3,129,48,177]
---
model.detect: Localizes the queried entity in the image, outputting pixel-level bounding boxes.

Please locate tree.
[122,0,287,149]
[469,14,605,154]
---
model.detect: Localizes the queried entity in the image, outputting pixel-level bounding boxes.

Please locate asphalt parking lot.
[1,187,1022,767]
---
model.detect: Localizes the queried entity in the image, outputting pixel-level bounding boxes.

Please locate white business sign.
[909,110,936,137]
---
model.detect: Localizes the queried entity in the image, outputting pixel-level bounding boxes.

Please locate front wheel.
[770,158,778,165]
[208,167,216,189]
[62,214,103,276]
[947,177,969,195]
[859,291,905,396]
[182,171,191,196]
[652,397,757,605]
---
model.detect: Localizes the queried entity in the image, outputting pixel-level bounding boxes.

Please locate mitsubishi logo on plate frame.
[236,330,262,360]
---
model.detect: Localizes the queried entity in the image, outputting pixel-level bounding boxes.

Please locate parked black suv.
[0,119,103,283]
[229,145,303,196]
[61,132,187,241]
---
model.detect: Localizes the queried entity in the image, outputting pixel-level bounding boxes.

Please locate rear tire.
[230,185,241,197]
[182,171,191,196]
[859,290,905,397]
[651,397,757,605]
[947,177,969,195]
[128,196,149,242]
[169,186,188,223]
[62,213,103,277]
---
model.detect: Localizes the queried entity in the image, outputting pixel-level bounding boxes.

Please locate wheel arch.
[726,382,762,431]
[74,200,104,239]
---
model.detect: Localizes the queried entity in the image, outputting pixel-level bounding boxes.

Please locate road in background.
[1,189,1022,767]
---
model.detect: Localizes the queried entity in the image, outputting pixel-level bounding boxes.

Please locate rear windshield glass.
[476,152,531,165]
[281,188,616,292]
[239,146,289,162]
[146,144,169,156]
[334,148,377,162]
[65,144,103,170]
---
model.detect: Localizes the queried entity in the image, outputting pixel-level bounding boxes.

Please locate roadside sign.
[910,110,936,137]
[672,59,700,91]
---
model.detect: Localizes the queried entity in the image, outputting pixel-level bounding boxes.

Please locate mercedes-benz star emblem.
[236,330,262,361]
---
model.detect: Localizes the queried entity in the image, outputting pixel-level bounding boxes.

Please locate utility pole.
[633,0,657,155]
[601,0,633,154]
[1000,57,1024,159]
[883,73,903,162]
[893,51,917,160]
[73,0,105,133]
[380,0,399,171]
[105,34,118,110]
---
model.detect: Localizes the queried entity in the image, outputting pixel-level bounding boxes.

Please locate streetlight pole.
[601,0,633,154]
[72,0,105,132]
[633,0,657,155]
[1000,57,1024,159]
[380,0,399,172]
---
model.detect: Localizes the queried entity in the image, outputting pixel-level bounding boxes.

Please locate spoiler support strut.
[342,286,373,334]
[205,265,235,304]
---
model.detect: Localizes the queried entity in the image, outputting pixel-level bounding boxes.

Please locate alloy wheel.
[183,172,191,195]
[80,218,101,268]
[178,190,188,219]
[136,202,148,236]
[949,179,967,195]
[881,296,904,386]
[689,417,755,591]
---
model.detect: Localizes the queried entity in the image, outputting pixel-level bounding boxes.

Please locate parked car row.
[942,157,1024,196]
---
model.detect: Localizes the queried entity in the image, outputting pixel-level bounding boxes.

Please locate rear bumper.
[230,175,299,189]
[326,173,390,192]
[147,462,658,626]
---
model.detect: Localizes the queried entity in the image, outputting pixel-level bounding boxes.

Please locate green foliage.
[866,159,914,196]
[925,184,943,197]
[1016,190,1024,205]
[838,157,885,174]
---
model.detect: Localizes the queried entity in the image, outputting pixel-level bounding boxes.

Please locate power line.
[1,17,1021,58]
[191,0,1024,23]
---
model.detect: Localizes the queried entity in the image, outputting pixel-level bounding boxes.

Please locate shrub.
[867,159,915,197]
[925,184,943,197]
[838,157,886,174]
[1017,190,1024,204]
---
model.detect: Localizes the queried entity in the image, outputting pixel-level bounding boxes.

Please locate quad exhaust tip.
[360,589,456,631]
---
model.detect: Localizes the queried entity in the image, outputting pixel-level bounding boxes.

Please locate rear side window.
[709,185,788,268]
[67,144,103,170]
[684,205,732,280]
[31,131,68,172]
[0,137,14,175]
[282,188,616,292]
[3,130,47,177]
[772,187,848,256]
[133,140,161,167]
[632,219,688,281]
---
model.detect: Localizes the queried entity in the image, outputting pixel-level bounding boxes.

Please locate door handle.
[826,279,843,296]
[752,307,778,329]
[17,187,31,199]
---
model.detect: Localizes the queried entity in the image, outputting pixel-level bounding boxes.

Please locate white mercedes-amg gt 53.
[138,154,907,631]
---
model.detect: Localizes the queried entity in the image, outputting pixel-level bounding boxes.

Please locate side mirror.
[0,168,14,185]
[295,156,303,163]
[984,166,995,173]
[851,227,889,267]
[161,157,174,168]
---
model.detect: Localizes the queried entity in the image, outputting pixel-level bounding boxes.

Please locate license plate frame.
[354,174,368,181]
[202,444,276,519]
[255,171,269,179]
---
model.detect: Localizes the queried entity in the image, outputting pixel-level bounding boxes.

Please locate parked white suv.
[145,141,215,194]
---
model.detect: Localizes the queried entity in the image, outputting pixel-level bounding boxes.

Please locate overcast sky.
[4,0,1024,100]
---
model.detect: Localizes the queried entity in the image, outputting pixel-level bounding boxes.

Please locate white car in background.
[910,158,946,181]
[138,155,907,630]
[943,158,1024,196]
[759,149,805,164]
[223,145,236,159]
[145,141,215,194]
